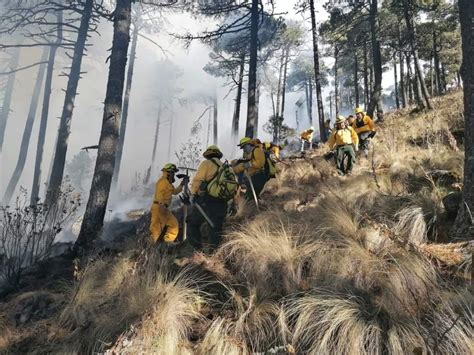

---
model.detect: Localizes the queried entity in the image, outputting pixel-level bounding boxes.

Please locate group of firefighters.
[149,107,376,251]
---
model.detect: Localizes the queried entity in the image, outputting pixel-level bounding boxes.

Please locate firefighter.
[328,115,359,176]
[233,137,267,201]
[150,163,184,243]
[352,107,376,157]
[187,145,236,252]
[300,126,315,151]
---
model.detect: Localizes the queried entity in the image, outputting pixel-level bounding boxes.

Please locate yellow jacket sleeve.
[251,147,265,170]
[351,127,359,146]
[190,161,210,195]
[328,131,336,150]
[365,116,376,131]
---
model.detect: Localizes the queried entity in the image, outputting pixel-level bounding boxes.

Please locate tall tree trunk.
[433,27,443,96]
[150,100,161,168]
[334,46,339,116]
[275,48,284,118]
[254,80,260,137]
[46,0,93,205]
[305,80,311,124]
[309,0,326,141]
[367,0,384,121]
[232,53,245,139]
[452,0,473,239]
[354,49,360,108]
[277,48,289,143]
[213,93,218,145]
[112,24,138,191]
[398,30,407,108]
[308,78,313,125]
[394,56,400,109]
[245,0,259,138]
[31,12,63,205]
[329,93,333,119]
[76,0,132,253]
[403,0,433,110]
[363,41,369,110]
[406,53,414,104]
[0,47,20,153]
[3,49,48,204]
[441,63,447,92]
[430,56,434,96]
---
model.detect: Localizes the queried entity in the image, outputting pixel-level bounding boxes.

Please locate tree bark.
[31,12,63,205]
[276,48,284,118]
[305,80,311,124]
[0,47,20,153]
[354,49,360,108]
[363,40,369,110]
[254,80,260,137]
[280,47,289,119]
[309,0,326,141]
[46,0,93,205]
[394,56,400,109]
[76,0,132,253]
[232,53,245,139]
[112,24,138,191]
[403,0,433,110]
[433,27,443,96]
[398,32,407,108]
[367,0,384,121]
[334,46,339,116]
[151,100,161,168]
[245,0,259,138]
[213,93,218,145]
[406,53,414,104]
[308,78,313,125]
[452,0,474,239]
[3,48,48,204]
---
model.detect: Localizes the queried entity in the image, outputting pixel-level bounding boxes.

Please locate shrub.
[0,187,79,287]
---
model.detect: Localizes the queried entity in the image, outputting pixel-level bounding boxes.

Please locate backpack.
[260,149,277,179]
[206,159,239,200]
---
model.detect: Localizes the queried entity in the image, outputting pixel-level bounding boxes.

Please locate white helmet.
[309,126,315,131]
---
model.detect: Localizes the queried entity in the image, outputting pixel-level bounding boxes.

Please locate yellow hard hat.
[355,107,364,114]
[203,145,223,158]
[238,137,252,147]
[263,142,271,150]
[336,115,346,124]
[162,163,178,173]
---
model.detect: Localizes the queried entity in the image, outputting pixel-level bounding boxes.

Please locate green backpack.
[207,159,239,200]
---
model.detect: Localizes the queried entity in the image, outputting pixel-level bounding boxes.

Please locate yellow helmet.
[162,163,178,173]
[238,137,252,147]
[263,142,272,150]
[355,107,364,114]
[203,145,223,158]
[335,115,346,124]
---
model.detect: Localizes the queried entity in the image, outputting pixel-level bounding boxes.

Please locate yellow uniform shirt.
[352,115,375,134]
[190,158,221,195]
[154,174,183,207]
[328,126,359,150]
[300,129,314,142]
[233,146,266,176]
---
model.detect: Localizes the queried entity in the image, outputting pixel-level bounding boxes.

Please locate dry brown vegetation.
[0,91,472,354]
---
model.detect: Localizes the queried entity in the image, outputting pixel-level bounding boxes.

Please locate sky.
[0,0,396,205]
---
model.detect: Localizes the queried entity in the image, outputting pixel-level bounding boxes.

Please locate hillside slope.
[0,91,472,354]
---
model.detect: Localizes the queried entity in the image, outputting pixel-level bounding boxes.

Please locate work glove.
[354,145,359,152]
[179,192,191,206]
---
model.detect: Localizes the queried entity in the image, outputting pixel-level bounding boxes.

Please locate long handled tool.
[177,170,192,241]
[179,191,215,229]
[245,172,260,212]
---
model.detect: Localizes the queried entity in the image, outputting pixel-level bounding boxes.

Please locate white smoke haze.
[0,0,396,216]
